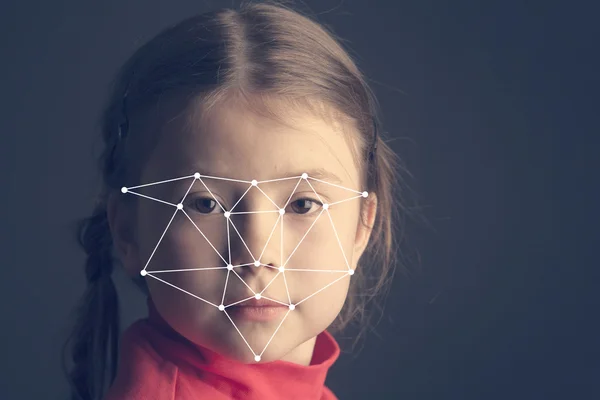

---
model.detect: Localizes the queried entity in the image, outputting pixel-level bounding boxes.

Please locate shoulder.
[103,321,179,400]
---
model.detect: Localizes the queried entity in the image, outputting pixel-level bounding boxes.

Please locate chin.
[220,345,264,364]
[217,340,288,364]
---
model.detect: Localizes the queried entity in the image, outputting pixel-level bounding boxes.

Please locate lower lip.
[229,306,288,321]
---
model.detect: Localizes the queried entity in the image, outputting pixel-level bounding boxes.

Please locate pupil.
[198,198,215,213]
[294,199,311,214]
[194,198,313,214]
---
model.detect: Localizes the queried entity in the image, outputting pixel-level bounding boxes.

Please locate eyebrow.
[186,166,345,186]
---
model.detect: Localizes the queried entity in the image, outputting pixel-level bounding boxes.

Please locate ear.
[352,193,378,268]
[106,192,140,278]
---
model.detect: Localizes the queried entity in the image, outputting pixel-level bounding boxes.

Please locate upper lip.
[233,298,288,307]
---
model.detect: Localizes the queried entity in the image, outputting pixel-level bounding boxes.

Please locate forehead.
[141,97,361,190]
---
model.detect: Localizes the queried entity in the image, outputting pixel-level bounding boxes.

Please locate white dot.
[194,172,200,179]
[301,173,308,179]
[227,264,233,271]
[362,191,368,198]
[224,212,230,218]
[140,270,147,276]
[289,304,295,310]
[323,203,329,210]
[218,305,225,311]
[255,294,261,299]
[255,355,261,362]
[121,187,128,193]
[279,209,285,215]
[254,261,260,267]
[251,180,258,186]
[278,267,284,273]
[348,269,355,276]
[177,203,183,210]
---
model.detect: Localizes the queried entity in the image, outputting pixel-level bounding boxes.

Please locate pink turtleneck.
[104,296,340,400]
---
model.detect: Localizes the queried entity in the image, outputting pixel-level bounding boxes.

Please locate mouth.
[232,297,289,308]
[227,296,290,321]
[228,304,289,321]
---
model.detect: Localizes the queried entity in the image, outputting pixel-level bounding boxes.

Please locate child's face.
[122,98,376,364]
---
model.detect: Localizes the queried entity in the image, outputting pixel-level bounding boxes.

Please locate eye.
[188,197,224,215]
[289,197,323,215]
[184,195,323,216]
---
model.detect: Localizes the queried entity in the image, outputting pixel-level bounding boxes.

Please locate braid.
[61,205,120,400]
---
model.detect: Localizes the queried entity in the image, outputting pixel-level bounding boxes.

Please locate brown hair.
[61,1,416,399]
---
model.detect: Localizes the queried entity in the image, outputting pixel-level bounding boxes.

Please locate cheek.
[141,210,228,267]
[287,209,357,268]
[293,278,350,327]
[282,219,354,308]
[138,204,357,300]
[138,211,229,301]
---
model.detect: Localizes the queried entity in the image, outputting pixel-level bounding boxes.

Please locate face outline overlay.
[110,100,378,365]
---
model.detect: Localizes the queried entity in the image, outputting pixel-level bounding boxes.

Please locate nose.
[228,206,282,275]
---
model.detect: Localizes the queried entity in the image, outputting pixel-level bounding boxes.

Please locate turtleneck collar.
[108,296,341,400]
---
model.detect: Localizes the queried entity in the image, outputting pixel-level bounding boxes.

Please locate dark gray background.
[1,0,597,399]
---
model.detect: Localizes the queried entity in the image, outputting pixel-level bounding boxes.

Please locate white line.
[307,177,362,194]
[283,208,325,267]
[227,219,231,264]
[127,175,195,190]
[142,209,178,271]
[130,172,370,361]
[305,180,324,204]
[295,273,350,306]
[258,176,303,184]
[199,175,252,184]
[149,266,228,273]
[258,214,282,261]
[223,310,257,356]
[181,209,228,265]
[283,268,349,273]
[221,269,230,306]
[255,185,281,209]
[235,262,256,268]
[228,218,255,261]
[259,271,282,295]
[230,210,280,214]
[282,178,303,209]
[180,177,196,202]
[197,177,227,213]
[281,217,291,304]
[282,271,291,304]
[326,209,351,269]
[329,194,364,206]
[146,272,219,308]
[259,295,289,307]
[225,295,257,308]
[260,309,291,357]
[127,190,178,208]
[147,266,347,274]
[230,185,252,212]
[231,268,257,295]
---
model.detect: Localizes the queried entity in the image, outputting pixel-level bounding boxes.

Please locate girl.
[61,1,407,399]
